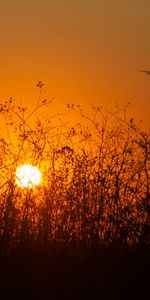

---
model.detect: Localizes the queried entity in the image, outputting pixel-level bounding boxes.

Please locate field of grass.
[0,86,149,299]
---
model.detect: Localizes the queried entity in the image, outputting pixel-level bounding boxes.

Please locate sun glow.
[16,164,41,188]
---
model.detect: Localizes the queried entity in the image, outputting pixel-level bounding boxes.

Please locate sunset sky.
[0,0,150,130]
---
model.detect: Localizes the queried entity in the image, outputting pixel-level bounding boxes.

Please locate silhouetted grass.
[0,84,149,299]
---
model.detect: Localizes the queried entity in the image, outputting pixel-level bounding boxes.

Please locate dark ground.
[0,245,149,300]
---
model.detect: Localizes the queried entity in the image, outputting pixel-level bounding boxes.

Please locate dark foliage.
[0,86,149,299]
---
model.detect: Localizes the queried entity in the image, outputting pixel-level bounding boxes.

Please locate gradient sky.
[0,0,150,130]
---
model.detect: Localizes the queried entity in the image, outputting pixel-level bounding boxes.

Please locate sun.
[16,164,42,188]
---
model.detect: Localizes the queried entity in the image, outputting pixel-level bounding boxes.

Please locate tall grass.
[0,84,149,256]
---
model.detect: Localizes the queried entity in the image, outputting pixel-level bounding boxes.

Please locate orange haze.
[0,1,150,131]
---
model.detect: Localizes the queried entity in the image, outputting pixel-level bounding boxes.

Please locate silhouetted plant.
[0,84,149,256]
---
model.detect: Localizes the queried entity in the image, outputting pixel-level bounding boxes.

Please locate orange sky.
[0,0,150,130]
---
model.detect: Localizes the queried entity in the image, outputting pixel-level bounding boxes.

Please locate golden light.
[16,164,41,188]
